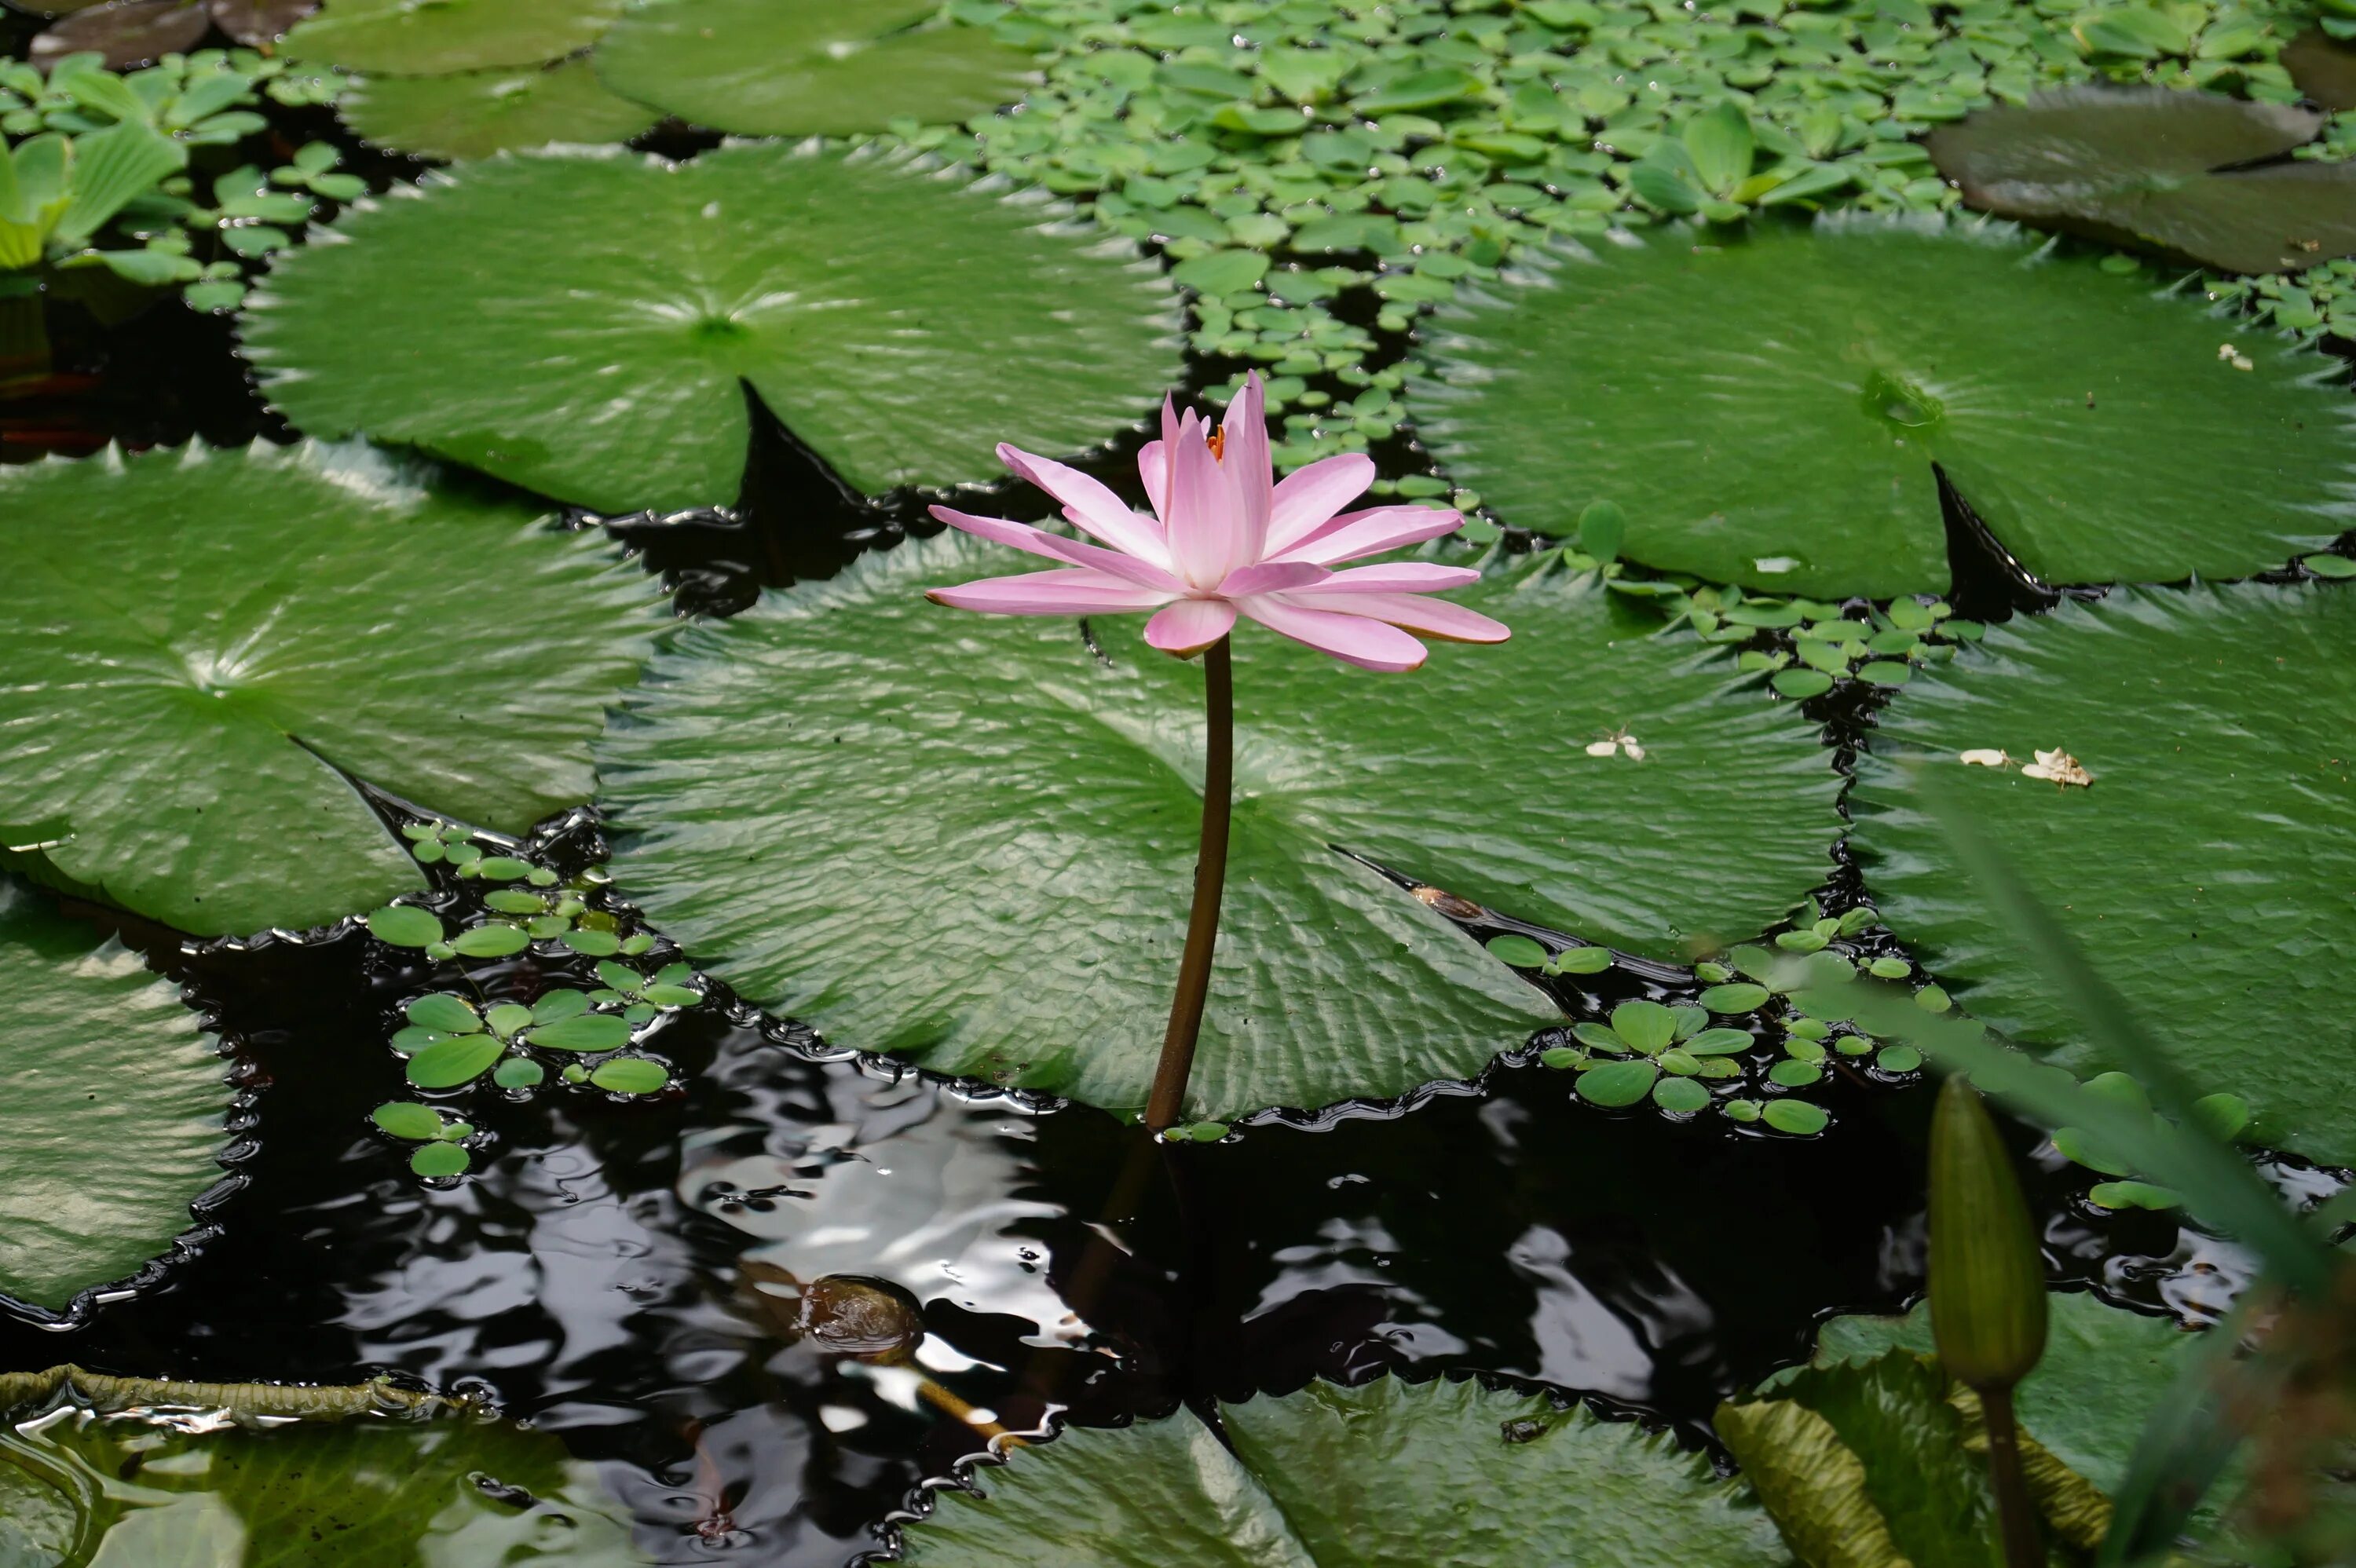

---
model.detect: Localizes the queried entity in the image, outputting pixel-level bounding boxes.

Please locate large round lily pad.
[1416,214,2355,598]
[1927,87,2356,275]
[284,0,624,74]
[244,142,1183,514]
[0,441,660,937]
[340,57,661,160]
[0,875,226,1314]
[594,0,1037,137]
[597,532,1841,1120]
[896,1375,1787,1566]
[1850,583,2356,1165]
[0,1368,638,1565]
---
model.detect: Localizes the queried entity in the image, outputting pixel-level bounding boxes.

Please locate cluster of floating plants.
[1,0,2354,1559]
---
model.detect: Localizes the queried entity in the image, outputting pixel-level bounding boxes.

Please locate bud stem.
[1145,636,1232,1131]
[1979,1384,2043,1568]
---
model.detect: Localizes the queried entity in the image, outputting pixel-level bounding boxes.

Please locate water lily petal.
[1276,589,1510,644]
[934,505,1185,593]
[1167,408,1236,590]
[996,443,1171,568]
[1143,597,1238,656]
[1217,560,1331,598]
[1222,372,1273,569]
[1266,452,1376,553]
[1138,394,1180,521]
[1294,562,1481,594]
[1235,594,1429,672]
[927,567,1176,616]
[1274,504,1465,566]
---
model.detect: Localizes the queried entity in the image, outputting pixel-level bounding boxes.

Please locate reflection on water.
[0,918,2315,1566]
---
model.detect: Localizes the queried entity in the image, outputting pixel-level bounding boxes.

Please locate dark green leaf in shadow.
[0,874,227,1314]
[594,0,1037,138]
[2284,28,2356,112]
[29,0,208,68]
[1927,86,2356,274]
[1414,214,2354,598]
[244,143,1185,512]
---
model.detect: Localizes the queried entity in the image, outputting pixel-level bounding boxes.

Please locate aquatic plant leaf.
[29,0,210,68]
[1849,583,2356,1166]
[895,1375,1787,1566]
[244,142,1183,512]
[594,0,1037,137]
[1810,1292,2210,1504]
[596,532,1839,1120]
[0,875,226,1314]
[2283,28,2356,112]
[1927,87,2356,274]
[0,1367,640,1564]
[207,0,316,46]
[1416,214,2354,598]
[340,57,660,160]
[0,441,660,936]
[284,0,624,74]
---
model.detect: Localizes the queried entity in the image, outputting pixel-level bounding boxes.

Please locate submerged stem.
[1144,636,1233,1131]
[1980,1384,2043,1568]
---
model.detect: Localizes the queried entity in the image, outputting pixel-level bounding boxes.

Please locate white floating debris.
[1584,739,1618,758]
[1959,748,2014,769]
[2021,747,2093,788]
[1586,729,1645,762]
[2215,342,2255,371]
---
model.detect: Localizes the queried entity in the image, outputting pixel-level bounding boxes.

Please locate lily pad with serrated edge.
[0,1368,640,1565]
[0,441,660,937]
[596,532,1841,1122]
[894,1375,1786,1566]
[284,0,624,74]
[1927,87,2356,274]
[0,875,228,1315]
[339,57,660,161]
[1850,582,2356,1166]
[243,141,1184,514]
[1414,214,2355,598]
[593,0,1037,138]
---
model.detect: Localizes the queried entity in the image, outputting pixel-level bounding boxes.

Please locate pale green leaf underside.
[1810,1291,2207,1502]
[594,0,1038,137]
[0,441,660,936]
[285,0,625,75]
[898,1376,1790,1567]
[341,57,660,160]
[0,875,226,1313]
[0,1381,641,1566]
[243,143,1185,514]
[1416,214,2356,599]
[1849,583,2356,1164]
[596,531,1840,1120]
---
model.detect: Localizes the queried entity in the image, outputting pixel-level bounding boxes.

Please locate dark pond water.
[8,268,2348,1564]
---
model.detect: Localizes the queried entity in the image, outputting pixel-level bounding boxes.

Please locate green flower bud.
[1929,1074,2048,1391]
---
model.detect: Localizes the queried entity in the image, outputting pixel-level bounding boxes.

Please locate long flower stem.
[1145,636,1233,1131]
[1980,1385,2043,1568]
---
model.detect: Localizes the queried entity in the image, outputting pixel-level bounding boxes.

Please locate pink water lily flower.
[925,373,1508,672]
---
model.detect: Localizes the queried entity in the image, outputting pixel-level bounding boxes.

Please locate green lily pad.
[340,57,661,160]
[0,442,658,936]
[1415,214,2354,598]
[0,1367,638,1564]
[0,875,226,1314]
[243,142,1184,514]
[285,0,624,74]
[1851,583,2356,1166]
[594,0,1037,137]
[895,1375,1787,1566]
[2283,28,2356,112]
[1927,87,2356,274]
[598,532,1840,1121]
[1808,1289,2208,1502]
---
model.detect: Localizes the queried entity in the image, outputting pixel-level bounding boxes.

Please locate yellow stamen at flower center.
[1206,426,1226,461]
